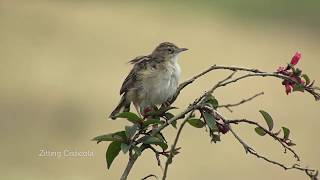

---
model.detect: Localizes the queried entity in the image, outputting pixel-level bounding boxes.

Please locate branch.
[141,174,158,180]
[217,92,264,112]
[217,72,319,101]
[227,118,300,160]
[120,144,148,180]
[215,112,318,179]
[247,149,318,180]
[152,71,236,136]
[169,65,264,104]
[214,110,254,153]
[110,64,319,180]
[120,153,138,180]
[162,111,194,180]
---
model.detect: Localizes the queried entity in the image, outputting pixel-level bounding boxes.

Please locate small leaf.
[125,124,138,139]
[106,141,121,169]
[141,136,162,144]
[259,110,274,131]
[155,141,168,151]
[163,113,176,128]
[92,131,126,143]
[121,143,130,154]
[282,127,290,139]
[143,119,163,126]
[188,118,205,128]
[211,134,221,143]
[171,119,177,129]
[203,112,217,131]
[302,74,310,85]
[115,112,141,123]
[206,95,219,108]
[164,112,174,120]
[255,127,267,136]
[133,146,142,156]
[292,83,305,92]
[155,133,167,143]
[141,136,168,151]
[294,68,302,76]
[287,142,296,146]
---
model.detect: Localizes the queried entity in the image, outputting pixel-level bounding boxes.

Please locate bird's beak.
[178,48,188,53]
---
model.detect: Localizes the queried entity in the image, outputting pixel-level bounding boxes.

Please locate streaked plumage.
[110,42,187,119]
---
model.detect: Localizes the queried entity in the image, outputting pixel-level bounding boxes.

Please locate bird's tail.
[109,93,130,119]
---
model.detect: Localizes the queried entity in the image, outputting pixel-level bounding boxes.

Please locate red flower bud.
[285,83,292,95]
[277,66,285,72]
[290,51,301,66]
[217,124,229,134]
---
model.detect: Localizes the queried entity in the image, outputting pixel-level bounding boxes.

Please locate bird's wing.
[128,55,148,64]
[120,56,151,95]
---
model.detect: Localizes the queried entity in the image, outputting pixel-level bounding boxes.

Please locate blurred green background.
[1,0,319,179]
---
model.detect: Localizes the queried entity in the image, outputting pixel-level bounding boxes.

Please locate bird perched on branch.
[110,42,188,119]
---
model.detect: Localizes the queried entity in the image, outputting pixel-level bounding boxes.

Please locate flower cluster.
[277,52,309,95]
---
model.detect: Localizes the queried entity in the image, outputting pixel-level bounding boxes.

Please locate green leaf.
[171,119,177,129]
[143,119,163,126]
[125,124,138,139]
[187,118,205,128]
[282,127,290,139]
[287,142,296,146]
[164,113,177,128]
[255,127,267,136]
[211,134,221,143]
[155,141,168,151]
[121,143,130,154]
[294,68,302,76]
[164,112,174,120]
[115,112,141,123]
[106,141,121,169]
[203,112,217,131]
[141,136,162,144]
[155,133,167,143]
[133,146,142,156]
[302,74,310,85]
[92,131,126,143]
[292,83,305,92]
[259,110,274,131]
[206,95,219,108]
[141,136,168,151]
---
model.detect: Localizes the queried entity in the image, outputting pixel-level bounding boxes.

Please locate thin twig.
[214,113,318,179]
[141,174,159,180]
[169,65,264,104]
[214,111,254,153]
[217,72,319,101]
[218,92,264,112]
[227,119,300,160]
[247,148,318,180]
[148,145,163,168]
[162,111,194,180]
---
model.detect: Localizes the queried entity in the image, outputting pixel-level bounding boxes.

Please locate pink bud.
[277,66,285,72]
[285,83,292,95]
[290,51,301,66]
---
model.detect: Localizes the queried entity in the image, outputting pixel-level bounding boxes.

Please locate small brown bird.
[110,42,188,119]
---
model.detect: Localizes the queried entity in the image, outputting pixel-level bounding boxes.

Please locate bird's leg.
[133,103,142,118]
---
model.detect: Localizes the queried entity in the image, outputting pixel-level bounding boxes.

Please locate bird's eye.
[168,48,174,54]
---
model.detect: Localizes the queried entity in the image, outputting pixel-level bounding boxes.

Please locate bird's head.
[151,42,188,62]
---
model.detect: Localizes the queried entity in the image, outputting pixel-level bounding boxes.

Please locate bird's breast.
[141,62,181,106]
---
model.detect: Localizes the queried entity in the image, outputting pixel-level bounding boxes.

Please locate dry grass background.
[0,1,319,179]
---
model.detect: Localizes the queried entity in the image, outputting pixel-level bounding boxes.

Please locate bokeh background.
[1,0,319,179]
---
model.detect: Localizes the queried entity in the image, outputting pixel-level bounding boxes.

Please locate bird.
[109,42,188,119]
